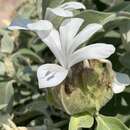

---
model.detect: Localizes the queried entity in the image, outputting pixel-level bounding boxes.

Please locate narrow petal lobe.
[59,18,84,55]
[69,24,103,53]
[27,20,53,31]
[69,43,115,67]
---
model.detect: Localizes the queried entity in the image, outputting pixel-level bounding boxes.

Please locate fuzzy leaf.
[69,113,94,130]
[96,115,129,130]
[1,34,14,54]
[0,81,14,110]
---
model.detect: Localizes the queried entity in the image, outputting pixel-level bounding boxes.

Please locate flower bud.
[48,60,114,115]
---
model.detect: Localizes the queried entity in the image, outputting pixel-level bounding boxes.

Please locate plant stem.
[42,0,48,19]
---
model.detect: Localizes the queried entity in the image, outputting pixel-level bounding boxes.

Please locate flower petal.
[27,20,53,31]
[8,18,53,31]
[45,2,85,18]
[69,24,102,54]
[37,64,68,88]
[37,29,65,67]
[46,8,73,18]
[59,2,86,10]
[112,72,130,93]
[8,17,31,30]
[59,18,84,67]
[69,43,115,67]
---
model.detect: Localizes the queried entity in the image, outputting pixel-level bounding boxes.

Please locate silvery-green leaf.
[109,1,130,12]
[69,113,94,130]
[76,10,120,30]
[69,23,102,53]
[119,52,130,69]
[100,0,123,6]
[37,64,68,88]
[48,0,64,8]
[0,113,11,126]
[112,72,130,93]
[0,81,14,110]
[96,115,129,130]
[76,10,115,25]
[1,34,14,54]
[12,48,43,63]
[69,43,115,67]
[0,62,5,75]
[119,20,130,52]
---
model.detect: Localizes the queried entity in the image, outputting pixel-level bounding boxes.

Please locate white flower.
[8,0,130,92]
[36,18,116,88]
[8,1,85,30]
[99,59,130,94]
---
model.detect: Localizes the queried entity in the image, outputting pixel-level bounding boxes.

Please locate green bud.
[47,60,114,115]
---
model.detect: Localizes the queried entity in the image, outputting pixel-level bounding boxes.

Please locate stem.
[42,0,48,19]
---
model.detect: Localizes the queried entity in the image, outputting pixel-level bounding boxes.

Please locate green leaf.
[119,52,130,69]
[26,125,47,130]
[0,113,11,126]
[119,20,130,52]
[1,34,14,54]
[100,0,123,6]
[0,81,14,110]
[48,0,65,8]
[76,10,115,25]
[76,10,130,30]
[31,43,47,53]
[17,1,36,18]
[69,113,94,130]
[0,61,5,75]
[109,1,130,12]
[96,115,129,130]
[12,48,44,63]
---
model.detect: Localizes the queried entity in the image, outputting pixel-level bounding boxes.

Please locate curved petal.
[37,64,68,88]
[112,72,130,93]
[37,28,65,67]
[27,20,53,31]
[46,8,73,18]
[8,18,53,31]
[8,17,32,30]
[69,24,102,54]
[59,18,84,56]
[59,2,86,10]
[45,2,85,18]
[69,43,115,68]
